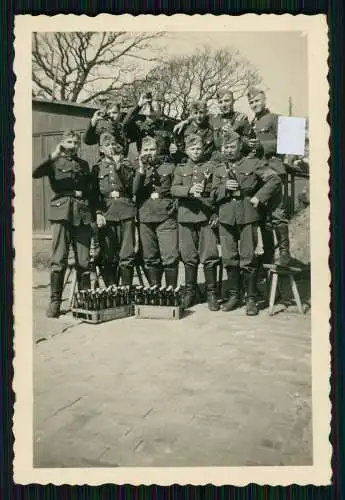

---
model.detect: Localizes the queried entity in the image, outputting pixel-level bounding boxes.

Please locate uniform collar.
[254,108,270,120]
[221,110,235,119]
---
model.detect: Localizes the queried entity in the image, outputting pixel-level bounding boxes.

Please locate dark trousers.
[51,221,91,273]
[219,222,258,270]
[98,218,136,270]
[139,218,179,268]
[179,221,219,267]
[268,182,288,226]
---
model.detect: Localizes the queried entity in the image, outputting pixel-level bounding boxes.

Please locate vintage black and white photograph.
[14,14,330,485]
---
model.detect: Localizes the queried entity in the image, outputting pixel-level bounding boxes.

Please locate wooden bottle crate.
[134,304,183,320]
[72,304,134,324]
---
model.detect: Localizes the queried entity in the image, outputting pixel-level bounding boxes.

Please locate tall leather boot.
[164,265,179,288]
[274,223,292,267]
[46,270,65,318]
[146,266,162,287]
[204,265,220,312]
[78,271,91,292]
[183,264,198,309]
[120,266,134,286]
[101,264,116,286]
[222,266,241,312]
[244,268,259,316]
[260,223,275,265]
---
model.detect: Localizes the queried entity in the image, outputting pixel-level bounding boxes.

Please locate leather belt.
[58,190,84,198]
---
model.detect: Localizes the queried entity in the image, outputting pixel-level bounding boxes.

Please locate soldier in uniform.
[133,136,179,288]
[171,134,220,311]
[92,132,136,286]
[246,87,292,267]
[123,93,177,162]
[83,99,128,154]
[211,131,281,315]
[210,89,251,151]
[173,100,215,162]
[32,129,95,318]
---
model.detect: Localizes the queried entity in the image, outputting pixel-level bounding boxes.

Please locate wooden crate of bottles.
[72,285,134,324]
[134,285,184,320]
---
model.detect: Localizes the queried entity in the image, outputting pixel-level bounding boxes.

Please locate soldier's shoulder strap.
[234,111,249,121]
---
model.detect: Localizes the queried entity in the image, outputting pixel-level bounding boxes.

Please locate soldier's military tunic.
[175,119,215,162]
[84,118,129,155]
[211,156,281,269]
[251,108,287,225]
[171,159,219,266]
[210,111,251,151]
[32,154,94,274]
[133,161,179,269]
[123,104,173,159]
[92,157,136,271]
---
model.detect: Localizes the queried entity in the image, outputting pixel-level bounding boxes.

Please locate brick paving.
[33,268,312,467]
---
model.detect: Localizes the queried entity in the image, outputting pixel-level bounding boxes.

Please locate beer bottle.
[159,286,166,306]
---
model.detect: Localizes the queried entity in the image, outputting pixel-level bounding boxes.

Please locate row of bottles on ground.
[73,285,183,310]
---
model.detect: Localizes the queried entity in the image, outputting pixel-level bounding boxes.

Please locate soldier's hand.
[226,179,239,191]
[250,196,260,208]
[169,143,178,155]
[51,143,64,160]
[91,109,104,127]
[96,213,107,228]
[138,93,152,108]
[190,183,204,197]
[248,138,261,149]
[209,214,219,229]
[173,120,188,135]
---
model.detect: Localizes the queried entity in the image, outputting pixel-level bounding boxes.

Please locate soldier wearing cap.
[173,100,215,162]
[133,136,179,288]
[246,87,292,267]
[123,93,176,162]
[211,131,281,315]
[92,132,136,286]
[210,89,251,151]
[171,133,220,311]
[33,129,95,318]
[84,99,128,155]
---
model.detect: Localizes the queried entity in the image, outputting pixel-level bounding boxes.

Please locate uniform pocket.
[55,166,74,180]
[51,197,69,208]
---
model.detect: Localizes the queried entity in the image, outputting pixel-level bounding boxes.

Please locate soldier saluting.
[92,132,136,287]
[133,136,179,288]
[173,100,216,162]
[171,134,220,311]
[83,99,128,155]
[123,93,175,162]
[211,131,281,316]
[246,87,292,267]
[32,129,95,318]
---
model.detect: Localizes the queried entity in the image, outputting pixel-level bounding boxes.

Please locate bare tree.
[118,46,261,118]
[32,31,164,103]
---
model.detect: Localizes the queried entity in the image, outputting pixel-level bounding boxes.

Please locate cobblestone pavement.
[33,268,312,467]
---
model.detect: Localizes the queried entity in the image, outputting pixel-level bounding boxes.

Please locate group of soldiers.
[33,86,309,319]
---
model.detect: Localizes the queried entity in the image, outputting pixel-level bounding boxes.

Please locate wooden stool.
[263,264,304,315]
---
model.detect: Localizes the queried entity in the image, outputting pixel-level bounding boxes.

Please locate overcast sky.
[143,31,308,118]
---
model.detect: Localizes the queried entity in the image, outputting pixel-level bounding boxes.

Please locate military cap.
[216,89,234,100]
[221,130,241,145]
[190,100,207,112]
[62,128,80,140]
[106,99,122,111]
[99,132,116,146]
[185,133,203,148]
[247,87,265,101]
